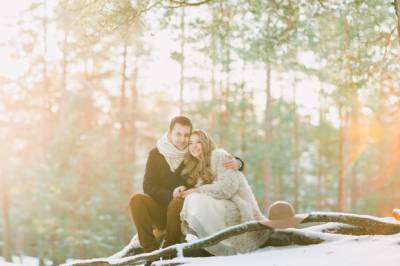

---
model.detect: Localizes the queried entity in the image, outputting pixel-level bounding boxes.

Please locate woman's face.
[188,134,202,158]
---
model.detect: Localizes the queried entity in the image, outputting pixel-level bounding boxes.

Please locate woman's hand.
[173,185,186,198]
[182,188,199,198]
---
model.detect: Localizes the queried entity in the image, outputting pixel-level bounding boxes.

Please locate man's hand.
[223,157,242,170]
[182,188,199,198]
[173,186,186,198]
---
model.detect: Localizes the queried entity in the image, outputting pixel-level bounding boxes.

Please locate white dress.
[181,193,239,255]
[180,149,270,256]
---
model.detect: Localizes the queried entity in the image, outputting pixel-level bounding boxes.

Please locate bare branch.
[169,0,213,6]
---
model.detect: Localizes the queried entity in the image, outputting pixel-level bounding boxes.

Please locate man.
[129,116,243,252]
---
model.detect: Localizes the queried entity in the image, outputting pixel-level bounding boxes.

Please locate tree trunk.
[292,76,300,211]
[130,44,140,170]
[263,62,273,209]
[218,0,231,147]
[224,7,231,108]
[59,1,69,128]
[316,86,324,210]
[239,34,247,154]
[179,6,185,114]
[337,100,345,211]
[42,0,49,114]
[239,92,247,154]
[120,41,128,143]
[377,81,386,215]
[119,40,131,244]
[349,88,359,210]
[338,16,351,212]
[41,0,51,156]
[1,170,12,262]
[375,85,400,215]
[209,6,217,128]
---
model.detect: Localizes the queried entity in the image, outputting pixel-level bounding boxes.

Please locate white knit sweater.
[196,148,269,253]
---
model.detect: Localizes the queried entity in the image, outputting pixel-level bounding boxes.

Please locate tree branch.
[303,212,400,235]
[168,0,213,7]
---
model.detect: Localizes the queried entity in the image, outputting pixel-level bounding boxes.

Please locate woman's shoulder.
[211,148,229,156]
[211,148,231,164]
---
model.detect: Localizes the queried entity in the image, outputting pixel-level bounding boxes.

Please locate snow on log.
[303,212,400,235]
[62,221,273,266]
[62,211,400,266]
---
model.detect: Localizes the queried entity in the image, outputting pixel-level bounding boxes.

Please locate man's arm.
[235,156,244,171]
[223,156,244,171]
[143,150,173,205]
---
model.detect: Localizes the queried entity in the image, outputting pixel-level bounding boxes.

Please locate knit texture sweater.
[196,148,269,253]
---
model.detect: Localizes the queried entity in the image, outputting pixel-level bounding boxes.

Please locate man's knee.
[167,197,184,213]
[129,193,149,213]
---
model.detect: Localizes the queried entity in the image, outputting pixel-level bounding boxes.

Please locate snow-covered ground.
[3,233,400,266]
[4,217,400,266]
[0,256,39,266]
[154,233,400,266]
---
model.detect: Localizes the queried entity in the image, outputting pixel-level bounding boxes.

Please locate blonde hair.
[182,129,217,186]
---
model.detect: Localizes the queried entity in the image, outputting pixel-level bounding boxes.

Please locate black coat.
[143,148,187,205]
[142,147,244,206]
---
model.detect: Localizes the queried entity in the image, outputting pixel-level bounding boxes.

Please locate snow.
[175,243,184,258]
[10,231,400,266]
[0,256,39,266]
[108,234,141,259]
[310,212,400,225]
[153,233,400,266]
[10,216,400,266]
[0,263,19,266]
[304,222,355,232]
[283,227,345,241]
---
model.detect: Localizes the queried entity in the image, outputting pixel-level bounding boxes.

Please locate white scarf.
[156,133,187,172]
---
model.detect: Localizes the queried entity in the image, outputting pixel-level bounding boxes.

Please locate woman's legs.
[180,193,236,256]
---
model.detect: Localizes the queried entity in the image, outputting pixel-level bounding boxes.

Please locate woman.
[178,129,269,255]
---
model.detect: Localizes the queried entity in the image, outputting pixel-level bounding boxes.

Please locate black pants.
[129,193,184,252]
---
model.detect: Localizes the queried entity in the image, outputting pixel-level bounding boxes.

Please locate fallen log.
[62,211,400,266]
[303,212,400,235]
[63,223,342,266]
[62,221,273,266]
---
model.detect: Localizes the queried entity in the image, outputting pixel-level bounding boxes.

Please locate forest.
[0,0,400,265]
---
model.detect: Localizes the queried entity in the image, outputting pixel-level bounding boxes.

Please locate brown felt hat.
[260,201,309,229]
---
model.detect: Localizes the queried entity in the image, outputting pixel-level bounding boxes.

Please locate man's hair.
[169,115,193,132]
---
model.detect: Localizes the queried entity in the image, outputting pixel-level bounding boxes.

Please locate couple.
[129,116,269,256]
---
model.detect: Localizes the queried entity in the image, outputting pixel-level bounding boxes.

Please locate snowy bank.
[156,233,400,266]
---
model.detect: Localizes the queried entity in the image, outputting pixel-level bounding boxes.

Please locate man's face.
[168,123,191,150]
